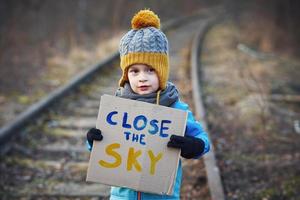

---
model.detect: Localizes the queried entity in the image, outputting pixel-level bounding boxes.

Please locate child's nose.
[139,72,148,82]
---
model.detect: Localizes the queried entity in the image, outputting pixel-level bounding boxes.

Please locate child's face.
[127,64,159,95]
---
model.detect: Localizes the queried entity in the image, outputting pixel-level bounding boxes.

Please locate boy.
[86,9,210,200]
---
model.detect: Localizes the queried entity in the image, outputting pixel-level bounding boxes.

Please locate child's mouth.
[139,86,149,91]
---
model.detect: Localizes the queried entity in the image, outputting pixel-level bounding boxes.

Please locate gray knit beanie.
[118,9,169,89]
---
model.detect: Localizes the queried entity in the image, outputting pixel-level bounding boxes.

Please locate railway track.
[0,8,224,200]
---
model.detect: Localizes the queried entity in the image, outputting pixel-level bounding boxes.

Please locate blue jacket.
[87,99,210,200]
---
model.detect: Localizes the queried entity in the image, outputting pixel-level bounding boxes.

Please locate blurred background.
[0,1,300,199]
[0,0,299,126]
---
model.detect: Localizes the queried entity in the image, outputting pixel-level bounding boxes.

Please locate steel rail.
[190,18,226,200]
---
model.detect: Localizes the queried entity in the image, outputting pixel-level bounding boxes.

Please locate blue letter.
[132,133,139,142]
[123,131,131,140]
[106,111,118,125]
[133,115,147,131]
[148,119,159,135]
[140,134,146,145]
[160,120,171,138]
[122,112,131,129]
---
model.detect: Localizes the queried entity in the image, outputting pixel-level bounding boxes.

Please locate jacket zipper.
[137,191,141,200]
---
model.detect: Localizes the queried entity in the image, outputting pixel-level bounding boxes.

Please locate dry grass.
[0,32,124,126]
[201,20,300,199]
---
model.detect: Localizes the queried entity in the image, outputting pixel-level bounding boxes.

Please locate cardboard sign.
[86,95,187,195]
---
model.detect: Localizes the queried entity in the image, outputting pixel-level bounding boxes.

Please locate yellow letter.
[148,150,163,175]
[127,147,142,172]
[99,143,121,168]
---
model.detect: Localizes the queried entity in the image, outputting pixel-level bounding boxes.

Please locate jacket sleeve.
[173,100,210,157]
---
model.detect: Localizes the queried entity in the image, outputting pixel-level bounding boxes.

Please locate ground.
[201,20,300,199]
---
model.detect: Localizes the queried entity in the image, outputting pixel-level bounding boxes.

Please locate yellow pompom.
[131,9,160,30]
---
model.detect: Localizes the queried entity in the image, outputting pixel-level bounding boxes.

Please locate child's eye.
[148,68,155,73]
[129,69,138,73]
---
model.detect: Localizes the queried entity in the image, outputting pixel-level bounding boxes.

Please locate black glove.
[87,128,103,148]
[167,135,205,159]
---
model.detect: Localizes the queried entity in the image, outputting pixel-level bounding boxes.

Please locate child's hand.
[86,128,103,148]
[167,135,205,159]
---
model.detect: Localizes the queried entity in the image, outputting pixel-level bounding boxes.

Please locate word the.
[124,132,146,145]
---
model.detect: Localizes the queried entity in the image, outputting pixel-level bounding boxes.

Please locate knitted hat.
[119,9,169,89]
